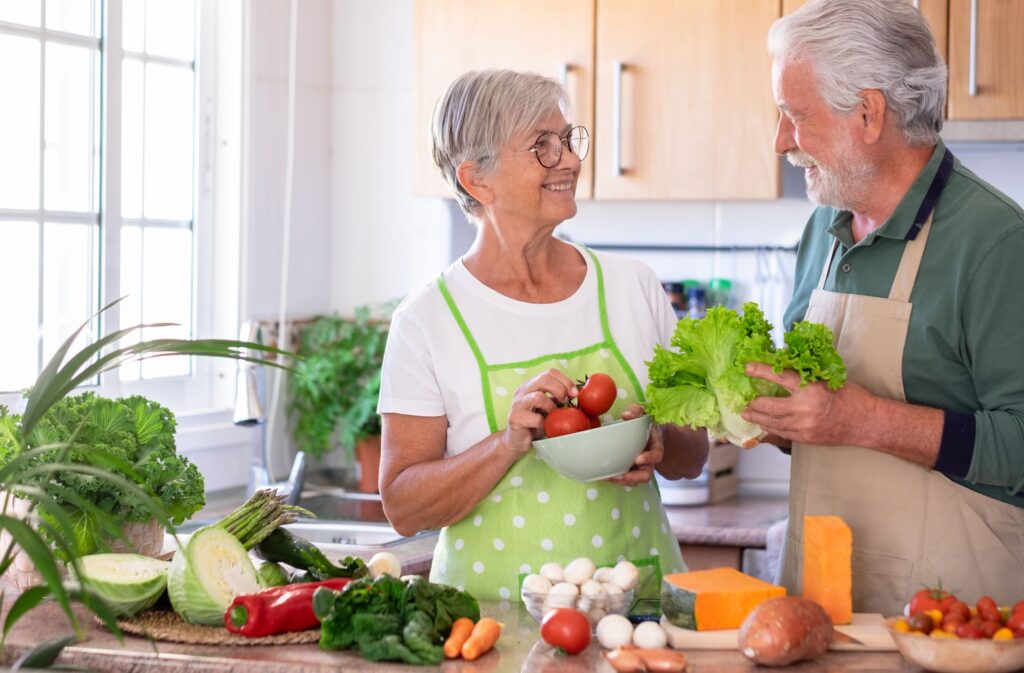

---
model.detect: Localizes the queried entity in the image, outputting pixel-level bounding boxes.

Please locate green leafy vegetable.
[646,302,846,447]
[0,392,205,558]
[313,575,480,665]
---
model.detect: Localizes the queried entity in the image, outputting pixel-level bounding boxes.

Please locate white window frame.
[0,0,242,421]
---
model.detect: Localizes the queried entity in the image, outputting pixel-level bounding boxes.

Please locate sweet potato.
[738,596,833,666]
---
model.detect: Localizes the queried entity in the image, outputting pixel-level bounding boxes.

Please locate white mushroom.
[367,551,402,579]
[610,560,640,591]
[580,579,607,609]
[544,581,579,609]
[539,562,565,584]
[563,557,597,585]
[577,597,592,612]
[521,573,552,596]
[596,614,635,650]
[632,621,668,649]
[603,582,627,610]
[593,566,614,584]
[588,607,608,625]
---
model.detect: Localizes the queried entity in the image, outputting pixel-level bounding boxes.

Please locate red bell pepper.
[224,577,351,637]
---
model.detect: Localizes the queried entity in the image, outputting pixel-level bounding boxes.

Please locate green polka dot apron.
[429,248,684,601]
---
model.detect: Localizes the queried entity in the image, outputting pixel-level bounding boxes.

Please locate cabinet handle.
[559,62,570,89]
[612,61,626,176]
[968,0,979,96]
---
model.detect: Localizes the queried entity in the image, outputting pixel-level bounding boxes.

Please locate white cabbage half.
[75,553,170,617]
[166,525,259,625]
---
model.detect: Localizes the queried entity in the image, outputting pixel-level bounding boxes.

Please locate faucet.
[233,320,307,506]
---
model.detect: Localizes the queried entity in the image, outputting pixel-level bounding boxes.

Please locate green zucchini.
[256,528,368,580]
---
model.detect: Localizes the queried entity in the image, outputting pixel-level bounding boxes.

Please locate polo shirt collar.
[826,140,952,246]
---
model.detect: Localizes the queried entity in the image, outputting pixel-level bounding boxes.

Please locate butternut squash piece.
[661,567,786,631]
[802,515,852,625]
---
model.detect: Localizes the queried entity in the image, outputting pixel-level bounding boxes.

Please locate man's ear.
[456,161,494,206]
[858,89,887,144]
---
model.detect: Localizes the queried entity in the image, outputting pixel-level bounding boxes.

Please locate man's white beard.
[787,138,875,211]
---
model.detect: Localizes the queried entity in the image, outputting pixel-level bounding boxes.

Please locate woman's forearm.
[381,431,522,536]
[656,425,709,481]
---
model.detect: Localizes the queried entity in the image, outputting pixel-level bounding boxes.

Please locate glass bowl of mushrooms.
[521,557,640,628]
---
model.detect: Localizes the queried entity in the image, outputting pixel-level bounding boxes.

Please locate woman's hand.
[607,403,661,486]
[502,368,578,457]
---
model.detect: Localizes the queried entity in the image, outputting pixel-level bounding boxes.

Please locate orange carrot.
[461,617,501,660]
[444,617,476,659]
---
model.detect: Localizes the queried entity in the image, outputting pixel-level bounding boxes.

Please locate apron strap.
[437,276,498,432]
[582,247,648,404]
[888,216,932,303]
[816,239,840,290]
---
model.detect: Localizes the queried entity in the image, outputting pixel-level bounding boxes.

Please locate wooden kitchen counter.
[1,598,919,673]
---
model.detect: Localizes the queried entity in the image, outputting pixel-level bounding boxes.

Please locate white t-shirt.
[377,244,678,457]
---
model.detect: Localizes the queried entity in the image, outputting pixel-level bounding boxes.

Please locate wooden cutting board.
[660,613,897,651]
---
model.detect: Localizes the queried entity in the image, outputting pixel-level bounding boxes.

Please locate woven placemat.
[97,609,321,646]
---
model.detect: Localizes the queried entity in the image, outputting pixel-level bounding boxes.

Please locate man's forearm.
[850,393,944,469]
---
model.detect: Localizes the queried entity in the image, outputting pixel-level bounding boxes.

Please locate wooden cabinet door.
[412,0,595,198]
[948,0,1024,119]
[594,0,780,200]
[782,1,947,59]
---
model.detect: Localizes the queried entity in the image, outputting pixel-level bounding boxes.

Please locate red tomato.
[942,613,966,633]
[544,407,590,438]
[1012,600,1024,616]
[909,587,955,616]
[977,596,1002,624]
[981,620,1003,638]
[577,373,617,417]
[946,600,971,621]
[1007,611,1024,637]
[956,622,986,639]
[540,608,591,655]
[586,414,601,429]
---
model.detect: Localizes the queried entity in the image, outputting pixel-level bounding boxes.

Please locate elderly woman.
[377,69,708,599]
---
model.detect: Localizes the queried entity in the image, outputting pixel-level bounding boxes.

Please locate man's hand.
[741,362,875,447]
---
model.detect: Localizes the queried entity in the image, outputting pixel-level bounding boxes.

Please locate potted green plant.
[288,303,394,493]
[0,297,288,655]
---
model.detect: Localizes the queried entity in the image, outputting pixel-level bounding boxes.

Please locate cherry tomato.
[946,600,971,621]
[956,622,986,639]
[977,596,1002,624]
[907,613,934,634]
[981,620,1003,638]
[942,613,966,633]
[586,414,601,429]
[909,587,955,616]
[1007,611,1024,637]
[544,407,591,438]
[577,373,617,417]
[1012,600,1024,616]
[540,608,591,655]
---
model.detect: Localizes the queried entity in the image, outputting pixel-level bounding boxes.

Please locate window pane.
[145,0,194,61]
[144,63,193,221]
[121,59,144,218]
[42,222,98,380]
[140,226,192,379]
[0,0,40,27]
[119,224,143,381]
[44,42,95,212]
[0,35,40,209]
[46,0,95,37]
[122,0,144,52]
[0,222,40,392]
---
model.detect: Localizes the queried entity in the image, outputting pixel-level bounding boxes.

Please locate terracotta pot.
[0,492,165,591]
[355,435,382,494]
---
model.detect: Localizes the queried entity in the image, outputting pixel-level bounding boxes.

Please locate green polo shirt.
[784,140,1024,508]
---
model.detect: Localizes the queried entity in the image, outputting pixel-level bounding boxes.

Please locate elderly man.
[744,0,1024,616]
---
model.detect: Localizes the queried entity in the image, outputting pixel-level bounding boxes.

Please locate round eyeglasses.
[527,126,590,168]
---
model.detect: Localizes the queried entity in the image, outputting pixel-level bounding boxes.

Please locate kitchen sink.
[281,520,429,548]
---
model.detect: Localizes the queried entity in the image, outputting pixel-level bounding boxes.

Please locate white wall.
[242,0,1024,496]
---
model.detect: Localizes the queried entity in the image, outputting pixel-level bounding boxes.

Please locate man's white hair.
[768,0,947,147]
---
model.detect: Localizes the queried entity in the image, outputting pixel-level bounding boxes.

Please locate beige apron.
[778,215,1024,615]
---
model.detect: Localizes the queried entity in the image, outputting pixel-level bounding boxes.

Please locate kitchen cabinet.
[412,0,595,199]
[947,0,1024,119]
[783,1,947,59]
[594,0,779,200]
[413,0,782,201]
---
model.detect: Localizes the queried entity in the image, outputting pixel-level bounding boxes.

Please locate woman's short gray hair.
[431,69,569,216]
[768,0,946,147]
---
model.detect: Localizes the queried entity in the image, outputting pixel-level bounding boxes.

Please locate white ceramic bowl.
[532,416,651,482]
[521,587,634,629]
[885,617,1024,673]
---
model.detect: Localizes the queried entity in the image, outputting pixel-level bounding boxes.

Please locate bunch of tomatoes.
[895,586,1024,640]
[543,373,617,438]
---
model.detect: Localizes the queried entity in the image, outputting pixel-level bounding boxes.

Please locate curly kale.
[0,393,205,556]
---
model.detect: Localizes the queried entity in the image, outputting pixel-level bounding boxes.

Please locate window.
[0,0,240,412]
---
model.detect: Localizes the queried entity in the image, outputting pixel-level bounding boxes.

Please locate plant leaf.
[3,585,50,638]
[10,634,77,671]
